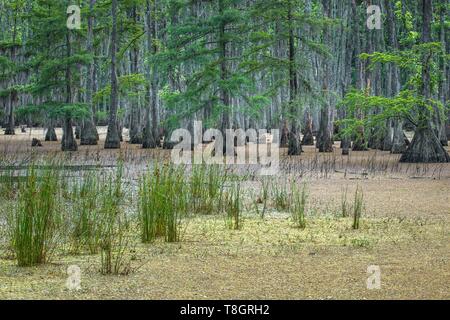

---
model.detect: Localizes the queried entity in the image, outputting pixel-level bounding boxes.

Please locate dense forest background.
[0,0,449,162]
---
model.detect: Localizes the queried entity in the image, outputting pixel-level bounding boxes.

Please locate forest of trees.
[0,0,449,162]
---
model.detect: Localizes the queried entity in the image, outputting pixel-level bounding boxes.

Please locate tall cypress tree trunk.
[318,103,333,152]
[81,0,99,146]
[142,0,157,149]
[351,0,367,151]
[400,0,449,163]
[385,0,406,153]
[287,2,302,156]
[317,0,333,153]
[62,33,77,152]
[438,0,448,146]
[129,5,143,144]
[4,91,16,135]
[104,0,121,149]
[4,16,18,135]
[219,0,233,156]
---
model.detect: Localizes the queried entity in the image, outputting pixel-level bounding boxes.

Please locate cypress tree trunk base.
[104,123,121,149]
[400,127,450,163]
[280,123,289,148]
[4,128,15,135]
[318,138,333,153]
[118,123,123,142]
[302,116,314,145]
[129,132,143,145]
[391,142,406,154]
[75,126,81,139]
[439,123,448,146]
[62,118,77,151]
[391,120,406,154]
[341,138,350,155]
[45,126,57,142]
[440,130,448,146]
[80,120,98,145]
[129,121,143,144]
[368,128,384,150]
[288,131,302,156]
[142,131,156,149]
[301,130,314,145]
[352,143,368,151]
[317,107,333,152]
[129,136,143,144]
[143,138,157,149]
[391,147,406,154]
[382,128,394,151]
[352,135,367,151]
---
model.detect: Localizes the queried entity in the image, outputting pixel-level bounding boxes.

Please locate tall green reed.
[138,164,187,243]
[290,182,308,229]
[12,166,61,266]
[352,186,364,230]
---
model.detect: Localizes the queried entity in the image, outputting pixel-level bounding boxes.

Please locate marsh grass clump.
[12,166,61,266]
[138,164,187,243]
[225,182,242,230]
[351,237,371,248]
[352,186,364,230]
[69,171,102,254]
[190,164,226,214]
[290,182,308,229]
[99,164,134,275]
[273,180,290,211]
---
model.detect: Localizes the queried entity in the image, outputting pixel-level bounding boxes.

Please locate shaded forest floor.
[0,127,449,299]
